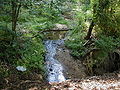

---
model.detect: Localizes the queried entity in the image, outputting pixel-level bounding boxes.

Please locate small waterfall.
[45,40,66,83]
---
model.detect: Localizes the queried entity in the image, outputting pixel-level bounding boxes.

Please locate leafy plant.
[16,35,45,73]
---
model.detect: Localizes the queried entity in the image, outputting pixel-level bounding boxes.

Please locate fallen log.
[30,28,72,39]
[41,28,72,32]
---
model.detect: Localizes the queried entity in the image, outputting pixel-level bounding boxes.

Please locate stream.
[44,24,86,83]
[45,39,66,83]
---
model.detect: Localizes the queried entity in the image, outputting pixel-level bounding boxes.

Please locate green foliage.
[93,0,120,36]
[18,9,54,31]
[95,35,120,52]
[93,35,120,61]
[18,1,70,32]
[0,25,20,63]
[70,0,93,33]
[65,30,87,57]
[66,40,85,57]
[16,35,45,72]
[65,0,120,73]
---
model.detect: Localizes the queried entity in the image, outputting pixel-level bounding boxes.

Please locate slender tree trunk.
[85,20,95,40]
[12,1,16,31]
[11,1,21,32]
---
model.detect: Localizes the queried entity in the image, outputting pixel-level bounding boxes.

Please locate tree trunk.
[85,20,95,40]
[11,1,21,32]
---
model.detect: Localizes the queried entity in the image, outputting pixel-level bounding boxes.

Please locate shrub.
[16,35,45,73]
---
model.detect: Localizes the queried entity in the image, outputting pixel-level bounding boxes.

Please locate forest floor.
[1,74,120,90]
[50,75,120,90]
[1,63,120,90]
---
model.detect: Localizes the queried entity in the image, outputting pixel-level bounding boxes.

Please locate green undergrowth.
[65,28,120,75]
[19,9,69,32]
[66,30,120,59]
[16,33,45,73]
[0,25,46,79]
[65,29,87,57]
[16,35,45,73]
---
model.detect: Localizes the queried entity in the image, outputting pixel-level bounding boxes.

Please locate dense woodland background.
[0,0,120,89]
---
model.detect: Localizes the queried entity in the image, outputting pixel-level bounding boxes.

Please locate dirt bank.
[55,44,87,79]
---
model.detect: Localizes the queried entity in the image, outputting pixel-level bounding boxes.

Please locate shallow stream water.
[44,30,87,82]
[45,40,66,82]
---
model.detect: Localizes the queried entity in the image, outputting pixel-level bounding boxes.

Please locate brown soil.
[55,44,87,79]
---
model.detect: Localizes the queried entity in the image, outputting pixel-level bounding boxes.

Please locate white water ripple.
[45,40,66,83]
